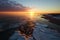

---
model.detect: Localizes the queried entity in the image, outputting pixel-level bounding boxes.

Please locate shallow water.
[0,15,60,40]
[33,17,60,40]
[33,22,60,40]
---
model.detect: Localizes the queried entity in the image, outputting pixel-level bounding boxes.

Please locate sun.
[29,11,35,17]
[27,8,39,20]
[28,11,36,20]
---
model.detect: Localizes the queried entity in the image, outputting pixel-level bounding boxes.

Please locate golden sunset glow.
[29,11,35,18]
[27,9,38,20]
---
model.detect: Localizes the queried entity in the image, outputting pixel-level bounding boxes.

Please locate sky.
[11,0,60,13]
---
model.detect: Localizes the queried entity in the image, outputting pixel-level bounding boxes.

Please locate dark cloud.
[0,0,28,11]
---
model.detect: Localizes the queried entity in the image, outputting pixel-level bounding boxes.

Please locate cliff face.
[0,0,28,11]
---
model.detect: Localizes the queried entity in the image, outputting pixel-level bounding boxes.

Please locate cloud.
[0,0,28,12]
